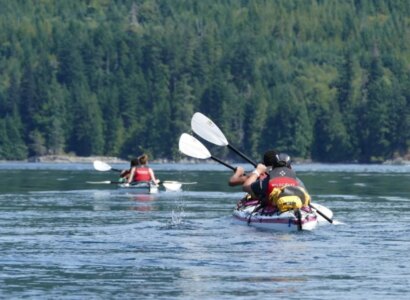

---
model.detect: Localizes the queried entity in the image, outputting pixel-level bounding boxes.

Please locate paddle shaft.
[211,156,236,171]
[310,204,333,223]
[227,145,257,167]
[162,181,197,185]
[87,181,124,184]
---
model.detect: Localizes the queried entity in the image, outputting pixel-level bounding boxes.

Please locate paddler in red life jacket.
[126,154,160,186]
[229,165,269,207]
[242,150,303,204]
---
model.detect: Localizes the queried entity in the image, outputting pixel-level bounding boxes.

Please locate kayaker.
[119,158,138,182]
[242,150,302,206]
[127,154,160,186]
[229,151,276,208]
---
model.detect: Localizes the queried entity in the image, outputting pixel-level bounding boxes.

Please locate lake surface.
[0,162,409,299]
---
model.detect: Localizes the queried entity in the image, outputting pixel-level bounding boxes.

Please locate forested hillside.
[0,0,409,163]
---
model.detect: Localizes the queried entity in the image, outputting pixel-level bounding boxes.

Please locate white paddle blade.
[178,133,212,159]
[311,203,334,224]
[86,181,112,184]
[93,160,112,172]
[162,182,182,192]
[191,112,228,146]
[163,181,197,185]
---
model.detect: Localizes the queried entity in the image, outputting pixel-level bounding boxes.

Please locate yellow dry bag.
[268,186,311,212]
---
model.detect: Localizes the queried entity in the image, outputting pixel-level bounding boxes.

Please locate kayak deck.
[117,181,159,194]
[232,200,319,232]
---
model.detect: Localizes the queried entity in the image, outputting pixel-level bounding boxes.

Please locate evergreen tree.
[312,103,352,162]
[358,49,391,162]
[243,83,269,159]
[102,87,126,156]
[19,61,37,137]
[261,85,312,158]
[45,78,67,155]
[169,74,196,156]
[28,129,47,157]
[68,85,104,156]
[332,51,357,159]
[6,110,28,159]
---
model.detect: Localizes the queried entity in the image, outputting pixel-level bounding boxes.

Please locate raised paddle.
[178,133,236,171]
[191,112,258,167]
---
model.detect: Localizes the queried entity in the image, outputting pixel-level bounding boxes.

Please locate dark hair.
[263,150,277,166]
[130,158,139,167]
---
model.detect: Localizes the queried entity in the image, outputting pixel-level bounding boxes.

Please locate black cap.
[263,150,277,166]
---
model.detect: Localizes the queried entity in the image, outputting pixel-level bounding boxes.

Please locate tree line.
[0,0,409,163]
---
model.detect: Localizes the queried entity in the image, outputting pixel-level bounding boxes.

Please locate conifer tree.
[358,48,391,162]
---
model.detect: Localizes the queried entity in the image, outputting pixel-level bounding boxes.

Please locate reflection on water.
[0,164,409,299]
[128,194,156,212]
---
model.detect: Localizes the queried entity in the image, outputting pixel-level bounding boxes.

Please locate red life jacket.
[133,167,151,182]
[265,167,299,198]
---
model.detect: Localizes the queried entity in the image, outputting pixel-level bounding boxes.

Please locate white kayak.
[232,200,333,232]
[116,181,185,194]
[117,181,159,194]
[92,160,187,193]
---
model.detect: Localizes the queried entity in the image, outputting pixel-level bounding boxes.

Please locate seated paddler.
[242,150,310,212]
[126,154,160,186]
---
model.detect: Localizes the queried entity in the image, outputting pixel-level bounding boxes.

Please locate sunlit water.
[0,162,409,299]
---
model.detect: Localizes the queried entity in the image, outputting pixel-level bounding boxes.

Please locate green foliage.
[0,0,408,162]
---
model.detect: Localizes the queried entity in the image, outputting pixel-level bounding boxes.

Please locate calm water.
[0,162,409,299]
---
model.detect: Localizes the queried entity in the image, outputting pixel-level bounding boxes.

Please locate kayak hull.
[117,182,159,194]
[232,201,320,232]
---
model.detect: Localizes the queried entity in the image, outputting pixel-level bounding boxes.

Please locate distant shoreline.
[0,155,127,164]
[0,155,208,165]
[1,154,409,166]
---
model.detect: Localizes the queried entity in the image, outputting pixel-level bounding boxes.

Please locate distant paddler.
[123,154,160,187]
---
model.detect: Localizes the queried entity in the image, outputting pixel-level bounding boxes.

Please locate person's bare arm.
[149,168,160,185]
[127,167,136,184]
[242,164,266,196]
[228,166,246,186]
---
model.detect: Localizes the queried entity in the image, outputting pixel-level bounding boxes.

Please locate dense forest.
[0,0,409,163]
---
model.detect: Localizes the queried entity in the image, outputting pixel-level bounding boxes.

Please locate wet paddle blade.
[163,181,197,185]
[178,133,212,159]
[310,203,334,224]
[162,182,182,192]
[93,161,112,172]
[191,112,257,167]
[86,181,115,184]
[191,112,228,146]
